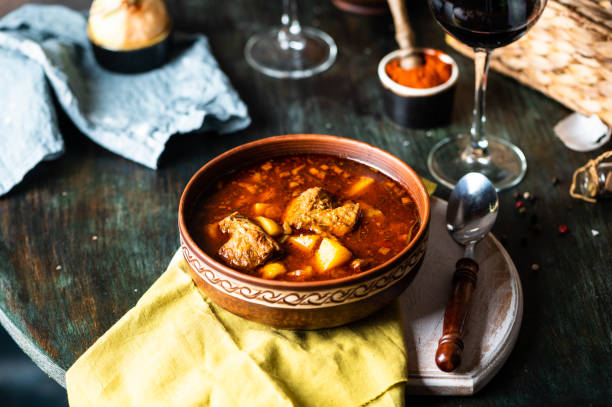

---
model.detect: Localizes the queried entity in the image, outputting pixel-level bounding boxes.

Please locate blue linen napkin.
[0,47,64,195]
[0,4,250,196]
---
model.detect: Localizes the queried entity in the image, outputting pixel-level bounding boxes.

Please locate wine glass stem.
[279,0,305,50]
[469,49,492,157]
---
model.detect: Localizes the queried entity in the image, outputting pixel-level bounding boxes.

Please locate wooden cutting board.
[400,197,523,395]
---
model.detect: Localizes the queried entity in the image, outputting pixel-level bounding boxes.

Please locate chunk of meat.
[218,212,281,270]
[309,204,361,236]
[284,187,360,237]
[286,187,333,216]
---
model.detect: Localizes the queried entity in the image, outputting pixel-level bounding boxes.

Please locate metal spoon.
[387,0,425,69]
[435,172,499,372]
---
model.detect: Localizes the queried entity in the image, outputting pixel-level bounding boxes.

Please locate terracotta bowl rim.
[178,134,431,290]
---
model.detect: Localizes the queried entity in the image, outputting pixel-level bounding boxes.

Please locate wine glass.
[244,0,337,79]
[426,0,548,190]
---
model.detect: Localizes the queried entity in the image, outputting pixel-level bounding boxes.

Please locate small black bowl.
[378,48,459,129]
[88,26,172,74]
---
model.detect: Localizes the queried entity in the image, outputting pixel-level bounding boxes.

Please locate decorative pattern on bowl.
[181,229,427,310]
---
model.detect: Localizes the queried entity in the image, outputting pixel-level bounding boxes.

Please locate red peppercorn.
[558,225,568,235]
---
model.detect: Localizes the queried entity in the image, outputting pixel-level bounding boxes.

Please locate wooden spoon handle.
[435,257,479,372]
[387,0,416,50]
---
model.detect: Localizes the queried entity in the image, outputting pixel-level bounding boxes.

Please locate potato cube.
[288,235,321,254]
[254,216,283,237]
[261,262,287,279]
[315,238,352,271]
[347,176,375,197]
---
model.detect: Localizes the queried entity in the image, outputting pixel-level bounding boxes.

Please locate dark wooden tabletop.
[1,0,610,405]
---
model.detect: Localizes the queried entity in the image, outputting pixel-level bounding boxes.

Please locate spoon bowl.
[447,172,499,249]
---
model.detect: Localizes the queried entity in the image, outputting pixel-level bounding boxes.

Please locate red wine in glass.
[425,0,547,191]
[429,0,545,49]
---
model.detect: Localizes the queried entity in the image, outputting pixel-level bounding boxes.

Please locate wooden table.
[1,0,610,405]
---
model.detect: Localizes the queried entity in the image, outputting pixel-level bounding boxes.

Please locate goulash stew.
[192,154,420,282]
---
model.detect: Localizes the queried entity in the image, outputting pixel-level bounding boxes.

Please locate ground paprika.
[385,51,452,89]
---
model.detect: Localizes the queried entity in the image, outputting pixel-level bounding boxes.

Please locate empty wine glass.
[244,0,337,79]
[427,0,548,191]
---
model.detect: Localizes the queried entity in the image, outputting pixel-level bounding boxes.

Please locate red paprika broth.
[191,154,420,282]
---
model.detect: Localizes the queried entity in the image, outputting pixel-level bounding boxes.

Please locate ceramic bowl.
[178,134,431,329]
[378,48,459,129]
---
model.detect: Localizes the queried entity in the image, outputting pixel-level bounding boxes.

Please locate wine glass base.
[427,134,527,191]
[244,27,337,79]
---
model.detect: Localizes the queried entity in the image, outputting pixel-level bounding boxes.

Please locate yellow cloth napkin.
[420,177,437,197]
[66,250,408,407]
